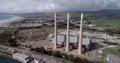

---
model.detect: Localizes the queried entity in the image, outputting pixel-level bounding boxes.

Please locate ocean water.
[0,55,20,63]
[0,14,22,23]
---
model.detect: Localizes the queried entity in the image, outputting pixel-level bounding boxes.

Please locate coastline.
[0,49,12,57]
[0,53,21,63]
[0,46,21,63]
[0,15,23,27]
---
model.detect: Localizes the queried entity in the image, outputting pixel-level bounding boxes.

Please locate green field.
[91,19,120,30]
[69,13,120,30]
[103,47,120,57]
[0,30,13,46]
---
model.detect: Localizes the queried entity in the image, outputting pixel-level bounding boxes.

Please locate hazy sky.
[0,0,120,13]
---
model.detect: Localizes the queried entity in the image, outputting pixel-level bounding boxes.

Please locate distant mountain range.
[1,9,120,16]
[83,9,120,15]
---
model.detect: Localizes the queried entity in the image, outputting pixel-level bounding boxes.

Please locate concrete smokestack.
[54,13,57,49]
[78,13,83,54]
[66,13,70,51]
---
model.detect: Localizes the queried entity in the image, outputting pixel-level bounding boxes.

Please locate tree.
[9,38,18,47]
[47,50,53,55]
[35,47,47,54]
[68,54,74,61]
[52,51,61,58]
[30,48,35,51]
[86,21,91,24]
[61,53,68,60]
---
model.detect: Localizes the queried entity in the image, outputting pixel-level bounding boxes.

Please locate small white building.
[13,53,30,63]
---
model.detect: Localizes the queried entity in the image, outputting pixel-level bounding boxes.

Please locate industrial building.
[50,30,91,52]
[13,53,34,63]
[52,13,85,54]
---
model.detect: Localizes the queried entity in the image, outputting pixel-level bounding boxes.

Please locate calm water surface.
[0,55,20,63]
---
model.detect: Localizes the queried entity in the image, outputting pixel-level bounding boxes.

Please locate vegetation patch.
[103,47,120,57]
[91,19,120,30]
[0,30,14,46]
[30,47,94,63]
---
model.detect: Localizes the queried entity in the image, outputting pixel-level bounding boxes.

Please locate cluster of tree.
[0,30,18,46]
[84,28,101,32]
[30,47,93,63]
[9,38,18,47]
[86,21,91,24]
[57,22,78,29]
[104,29,120,35]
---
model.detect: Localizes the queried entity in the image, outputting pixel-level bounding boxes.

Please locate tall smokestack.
[66,13,70,52]
[54,13,57,49]
[78,13,83,54]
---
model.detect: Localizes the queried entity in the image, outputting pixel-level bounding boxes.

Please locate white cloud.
[0,0,120,13]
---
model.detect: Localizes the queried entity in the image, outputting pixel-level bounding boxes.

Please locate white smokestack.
[54,13,57,49]
[78,13,83,54]
[66,12,70,52]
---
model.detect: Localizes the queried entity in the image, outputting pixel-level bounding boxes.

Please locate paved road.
[31,52,71,63]
[106,54,120,63]
[0,44,71,63]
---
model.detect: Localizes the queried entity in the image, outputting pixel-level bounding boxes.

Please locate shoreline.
[0,45,21,63]
[0,15,23,27]
[0,53,21,63]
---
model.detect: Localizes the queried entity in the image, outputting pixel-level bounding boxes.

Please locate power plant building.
[50,30,91,52]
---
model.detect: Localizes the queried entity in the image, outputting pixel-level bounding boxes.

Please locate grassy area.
[103,47,120,57]
[70,13,120,30]
[91,19,120,30]
[17,26,54,42]
[0,30,14,46]
[40,26,54,34]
